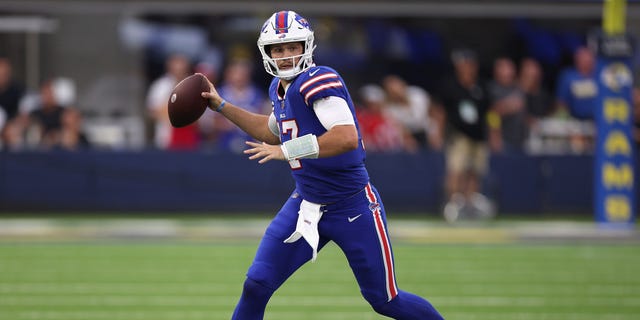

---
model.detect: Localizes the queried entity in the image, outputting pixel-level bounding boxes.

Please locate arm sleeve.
[313,96,355,130]
[268,112,280,137]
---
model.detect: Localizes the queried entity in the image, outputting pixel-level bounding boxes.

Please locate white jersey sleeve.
[268,112,280,137]
[312,96,355,131]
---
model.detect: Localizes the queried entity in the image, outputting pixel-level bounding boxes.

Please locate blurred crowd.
[0,58,88,151]
[1,41,639,221]
[2,46,637,154]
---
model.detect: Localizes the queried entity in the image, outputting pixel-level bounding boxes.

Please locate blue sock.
[231,277,274,320]
[372,290,444,320]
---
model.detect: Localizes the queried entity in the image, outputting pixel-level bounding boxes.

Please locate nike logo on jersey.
[348,214,363,222]
[309,69,319,76]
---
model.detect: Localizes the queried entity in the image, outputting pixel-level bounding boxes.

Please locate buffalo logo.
[369,202,380,213]
[295,16,310,29]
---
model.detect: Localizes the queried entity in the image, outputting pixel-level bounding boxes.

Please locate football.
[167,73,210,127]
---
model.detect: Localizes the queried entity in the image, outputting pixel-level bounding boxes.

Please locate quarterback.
[201,10,444,320]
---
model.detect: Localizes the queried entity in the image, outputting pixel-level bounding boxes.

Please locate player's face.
[269,42,304,71]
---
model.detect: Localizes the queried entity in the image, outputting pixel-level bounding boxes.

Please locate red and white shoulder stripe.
[299,70,343,105]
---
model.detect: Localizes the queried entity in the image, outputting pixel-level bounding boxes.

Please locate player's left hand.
[244,141,286,164]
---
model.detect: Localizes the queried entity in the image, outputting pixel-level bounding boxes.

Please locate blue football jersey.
[269,66,369,203]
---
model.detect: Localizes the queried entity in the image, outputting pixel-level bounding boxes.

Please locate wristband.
[215,100,226,112]
[281,134,320,160]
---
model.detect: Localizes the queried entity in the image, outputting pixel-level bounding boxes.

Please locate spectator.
[381,75,442,150]
[55,108,90,151]
[553,46,598,154]
[487,56,528,154]
[0,57,26,121]
[556,46,597,119]
[0,58,26,149]
[436,48,494,222]
[146,54,199,150]
[213,58,268,153]
[356,84,417,153]
[0,119,24,151]
[519,57,584,155]
[28,79,66,149]
[519,57,554,120]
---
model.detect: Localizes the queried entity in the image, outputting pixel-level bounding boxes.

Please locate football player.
[200,10,444,320]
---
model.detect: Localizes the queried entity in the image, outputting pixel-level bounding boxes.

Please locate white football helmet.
[257,11,316,80]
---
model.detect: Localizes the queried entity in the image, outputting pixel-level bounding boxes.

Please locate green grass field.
[0,218,639,319]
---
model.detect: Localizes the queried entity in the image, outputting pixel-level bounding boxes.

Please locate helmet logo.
[295,16,310,29]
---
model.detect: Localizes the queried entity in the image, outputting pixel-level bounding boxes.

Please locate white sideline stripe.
[0,282,363,294]
[3,295,639,307]
[0,295,364,307]
[437,313,636,320]
[3,311,229,320]
[1,218,637,243]
[5,311,634,320]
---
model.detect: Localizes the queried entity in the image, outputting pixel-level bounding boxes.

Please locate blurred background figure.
[522,55,594,155]
[0,57,26,122]
[26,79,67,149]
[212,57,267,153]
[146,54,199,151]
[382,74,443,150]
[487,56,527,154]
[55,108,90,151]
[355,84,417,153]
[1,119,24,151]
[556,46,597,119]
[552,46,597,154]
[0,58,26,150]
[437,48,494,223]
[2,77,77,151]
[519,57,554,126]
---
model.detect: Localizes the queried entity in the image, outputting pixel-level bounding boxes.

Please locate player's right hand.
[198,73,224,110]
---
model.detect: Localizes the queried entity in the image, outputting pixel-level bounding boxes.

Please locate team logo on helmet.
[295,15,310,29]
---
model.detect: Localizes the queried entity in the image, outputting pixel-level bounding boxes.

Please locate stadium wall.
[1,151,638,215]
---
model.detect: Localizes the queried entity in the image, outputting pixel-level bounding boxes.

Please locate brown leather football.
[167,73,210,127]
